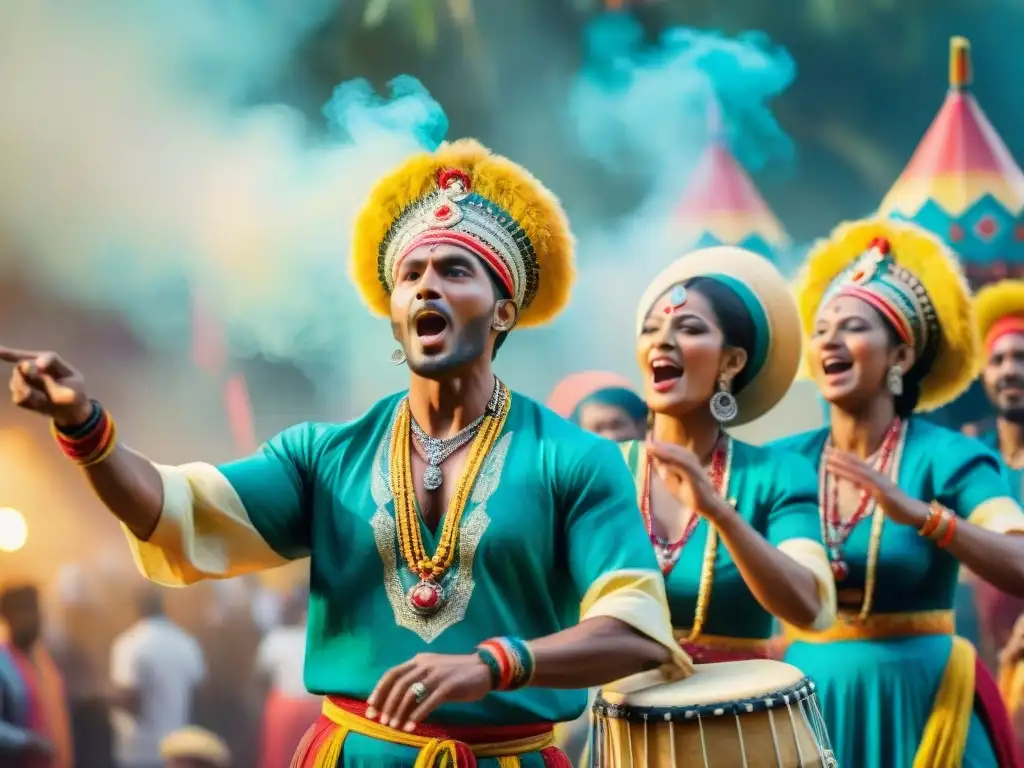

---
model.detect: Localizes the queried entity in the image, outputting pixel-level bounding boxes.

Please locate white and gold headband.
[379,168,538,308]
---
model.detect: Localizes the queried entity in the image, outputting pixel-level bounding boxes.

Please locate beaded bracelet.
[50,400,118,467]
[919,502,958,548]
[476,636,535,691]
[936,514,958,549]
[918,504,945,538]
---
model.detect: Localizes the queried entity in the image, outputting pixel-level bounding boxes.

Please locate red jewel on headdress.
[868,237,891,255]
[434,205,452,220]
[851,237,890,283]
[437,168,472,197]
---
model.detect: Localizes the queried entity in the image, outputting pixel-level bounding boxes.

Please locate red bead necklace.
[822,418,901,582]
[641,436,728,576]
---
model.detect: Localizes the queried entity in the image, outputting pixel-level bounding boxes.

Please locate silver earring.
[887,365,903,396]
[709,377,738,424]
[390,348,406,365]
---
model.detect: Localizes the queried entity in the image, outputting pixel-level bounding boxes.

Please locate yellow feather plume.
[794,217,977,412]
[974,280,1024,343]
[350,138,575,328]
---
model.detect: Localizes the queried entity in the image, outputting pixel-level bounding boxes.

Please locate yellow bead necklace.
[389,380,510,615]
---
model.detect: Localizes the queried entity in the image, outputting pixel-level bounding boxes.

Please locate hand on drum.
[366,652,493,731]
[645,440,731,521]
[0,347,92,426]
[825,448,929,528]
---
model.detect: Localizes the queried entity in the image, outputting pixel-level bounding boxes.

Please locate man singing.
[1,139,688,767]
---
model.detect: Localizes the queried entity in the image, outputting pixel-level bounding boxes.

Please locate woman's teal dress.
[618,438,834,657]
[773,418,1023,767]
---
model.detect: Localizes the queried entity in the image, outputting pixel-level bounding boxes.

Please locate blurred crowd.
[0,569,315,768]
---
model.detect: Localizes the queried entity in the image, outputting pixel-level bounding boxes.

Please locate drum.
[592,659,836,768]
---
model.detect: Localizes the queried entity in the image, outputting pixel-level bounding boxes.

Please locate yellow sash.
[912,636,975,768]
[998,660,1024,721]
[312,698,556,768]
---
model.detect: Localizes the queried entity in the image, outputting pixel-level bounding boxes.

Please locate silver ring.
[410,681,429,704]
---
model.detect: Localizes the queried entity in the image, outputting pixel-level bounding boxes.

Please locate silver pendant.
[423,465,444,491]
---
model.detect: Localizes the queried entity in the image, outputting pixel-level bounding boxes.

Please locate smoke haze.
[0,2,797,411]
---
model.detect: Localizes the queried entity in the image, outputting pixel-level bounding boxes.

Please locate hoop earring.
[709,376,739,424]
[887,365,903,396]
[390,348,406,366]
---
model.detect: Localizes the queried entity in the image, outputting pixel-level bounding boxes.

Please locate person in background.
[972,280,1024,669]
[547,371,648,442]
[159,727,230,768]
[254,585,320,768]
[110,588,205,768]
[0,583,72,768]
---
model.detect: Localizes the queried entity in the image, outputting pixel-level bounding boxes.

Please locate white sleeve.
[191,638,206,686]
[110,634,138,689]
[255,632,278,677]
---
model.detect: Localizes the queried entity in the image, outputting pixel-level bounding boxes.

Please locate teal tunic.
[772,419,1008,768]
[217,392,665,767]
[619,439,824,644]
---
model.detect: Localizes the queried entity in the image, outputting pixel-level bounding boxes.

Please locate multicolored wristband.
[476,636,535,691]
[50,400,118,467]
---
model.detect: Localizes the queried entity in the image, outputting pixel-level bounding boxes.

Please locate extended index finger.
[0,347,44,364]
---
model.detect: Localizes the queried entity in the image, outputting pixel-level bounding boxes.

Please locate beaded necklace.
[389,381,511,616]
[819,418,907,621]
[640,435,733,642]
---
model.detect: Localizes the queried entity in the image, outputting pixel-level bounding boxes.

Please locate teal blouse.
[215,392,664,725]
[771,418,1009,614]
[619,439,823,640]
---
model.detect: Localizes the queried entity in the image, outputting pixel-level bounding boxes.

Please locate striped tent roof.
[673,101,789,263]
[879,36,1024,286]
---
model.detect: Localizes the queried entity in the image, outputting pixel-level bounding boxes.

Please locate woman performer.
[774,217,1024,767]
[575,246,837,768]
[547,371,647,442]
[624,245,837,663]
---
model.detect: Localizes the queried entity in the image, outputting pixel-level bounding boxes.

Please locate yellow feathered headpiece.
[975,280,1024,355]
[795,217,977,412]
[351,139,575,328]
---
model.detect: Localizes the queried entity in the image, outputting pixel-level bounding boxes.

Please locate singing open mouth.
[650,357,684,393]
[414,310,449,347]
[821,357,853,378]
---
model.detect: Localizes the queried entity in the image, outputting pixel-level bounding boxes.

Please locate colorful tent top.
[673,101,789,263]
[879,36,1024,287]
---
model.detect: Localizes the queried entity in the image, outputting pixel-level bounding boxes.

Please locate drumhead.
[597,660,814,720]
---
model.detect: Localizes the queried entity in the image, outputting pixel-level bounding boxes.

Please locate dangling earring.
[887,365,903,396]
[709,375,739,424]
[390,348,406,365]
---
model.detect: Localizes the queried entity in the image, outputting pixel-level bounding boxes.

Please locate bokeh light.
[0,507,28,553]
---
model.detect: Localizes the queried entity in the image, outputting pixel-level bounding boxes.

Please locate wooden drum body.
[592,660,837,768]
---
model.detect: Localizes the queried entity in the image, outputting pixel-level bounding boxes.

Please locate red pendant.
[831,559,849,582]
[407,580,444,616]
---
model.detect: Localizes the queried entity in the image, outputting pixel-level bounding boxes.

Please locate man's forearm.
[527,616,671,690]
[82,444,165,540]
